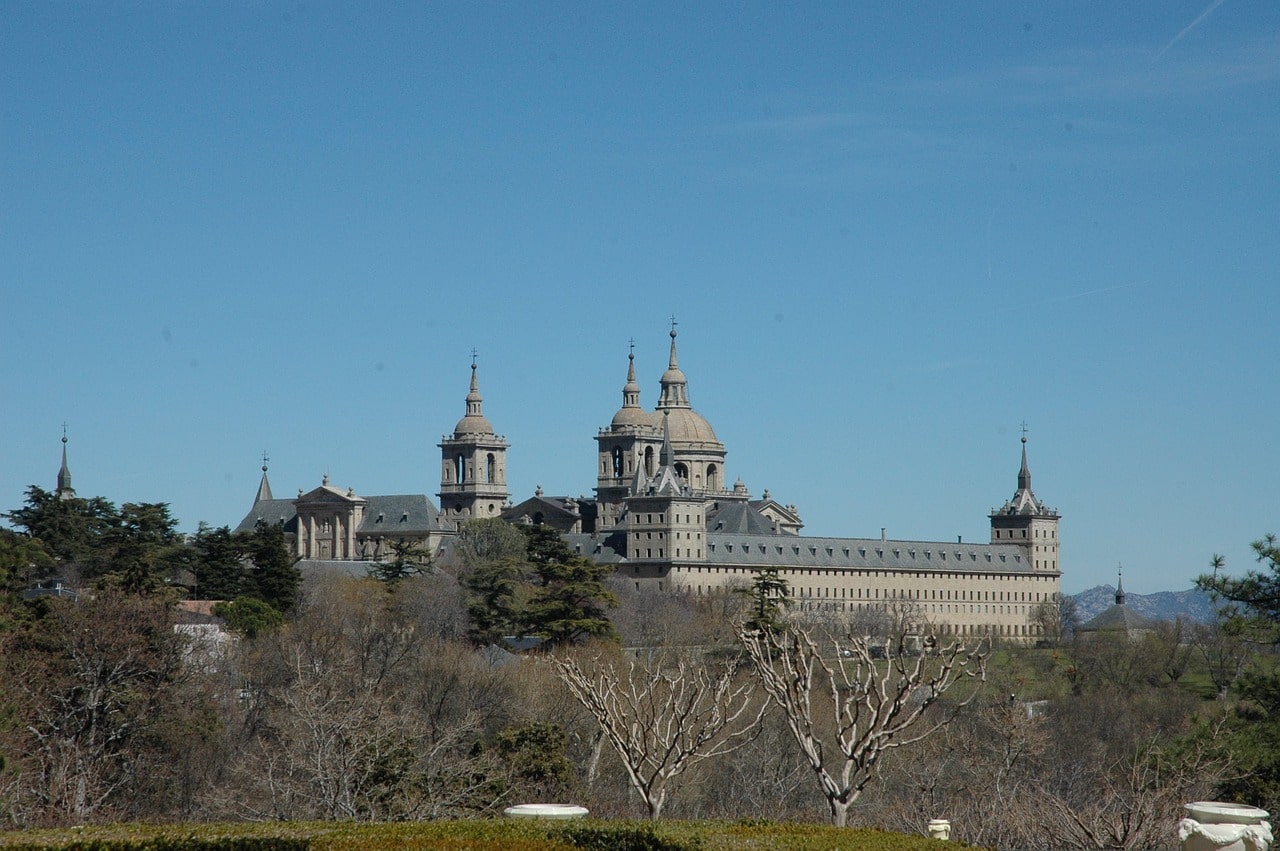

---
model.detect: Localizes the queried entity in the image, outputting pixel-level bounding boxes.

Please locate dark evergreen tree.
[368,538,434,587]
[190,523,246,601]
[739,566,790,633]
[4,485,116,569]
[241,521,301,614]
[462,558,526,646]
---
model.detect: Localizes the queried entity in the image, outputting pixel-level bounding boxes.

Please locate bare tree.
[552,652,765,819]
[739,624,987,827]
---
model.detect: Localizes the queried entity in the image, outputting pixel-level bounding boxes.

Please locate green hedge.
[0,820,968,851]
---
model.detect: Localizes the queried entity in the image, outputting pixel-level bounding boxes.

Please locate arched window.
[644,447,655,476]
[486,453,496,483]
[707,463,719,491]
[674,462,688,480]
[455,454,466,484]
[612,447,624,477]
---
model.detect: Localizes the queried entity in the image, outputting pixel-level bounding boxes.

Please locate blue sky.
[3,2,1277,594]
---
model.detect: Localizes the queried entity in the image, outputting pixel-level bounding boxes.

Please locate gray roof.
[708,501,779,535]
[564,532,628,564]
[235,499,299,534]
[234,494,441,536]
[1079,604,1159,633]
[357,495,442,535]
[704,533,1037,574]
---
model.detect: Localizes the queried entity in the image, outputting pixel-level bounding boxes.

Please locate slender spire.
[55,424,74,500]
[657,320,691,409]
[255,451,273,502]
[1115,564,1126,606]
[622,343,641,409]
[466,359,483,417]
[659,410,673,467]
[1018,433,1031,492]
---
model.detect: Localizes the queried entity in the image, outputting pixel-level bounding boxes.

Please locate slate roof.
[234,494,441,536]
[703,534,1037,574]
[357,495,442,535]
[708,501,780,535]
[1079,604,1159,633]
[564,531,628,564]
[234,499,299,534]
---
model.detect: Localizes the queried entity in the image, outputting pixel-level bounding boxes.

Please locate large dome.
[662,407,718,443]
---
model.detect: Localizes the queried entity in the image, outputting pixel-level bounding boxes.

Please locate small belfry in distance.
[234,325,1063,642]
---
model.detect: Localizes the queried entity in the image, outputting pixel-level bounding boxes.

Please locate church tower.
[439,359,509,525]
[596,344,661,530]
[990,434,1060,573]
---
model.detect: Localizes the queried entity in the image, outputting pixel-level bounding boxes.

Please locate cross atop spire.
[255,451,274,502]
[1115,563,1126,606]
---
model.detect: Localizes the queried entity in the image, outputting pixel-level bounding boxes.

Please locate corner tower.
[439,359,509,525]
[990,434,1060,573]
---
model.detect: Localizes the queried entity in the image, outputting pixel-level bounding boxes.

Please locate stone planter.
[928,818,952,841]
[1179,801,1271,851]
[503,803,589,819]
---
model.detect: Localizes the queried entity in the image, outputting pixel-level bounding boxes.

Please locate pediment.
[296,485,365,506]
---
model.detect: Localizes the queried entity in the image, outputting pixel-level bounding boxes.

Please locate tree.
[4,486,116,571]
[214,596,284,639]
[461,557,526,646]
[100,502,185,594]
[367,538,434,587]
[737,567,789,633]
[553,652,765,819]
[458,522,618,647]
[0,528,54,595]
[449,518,527,574]
[1,592,203,823]
[240,521,300,614]
[739,623,987,827]
[190,523,246,601]
[1196,534,1280,624]
[1031,593,1078,646]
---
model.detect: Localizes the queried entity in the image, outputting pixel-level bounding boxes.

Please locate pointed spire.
[466,358,483,417]
[657,319,691,409]
[1115,564,1126,606]
[452,353,497,437]
[255,451,273,502]
[1018,422,1032,492]
[622,341,641,408]
[659,410,673,467]
[55,424,74,500]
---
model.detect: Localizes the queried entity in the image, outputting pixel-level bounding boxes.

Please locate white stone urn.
[1179,801,1271,851]
[504,803,589,819]
[928,818,952,841]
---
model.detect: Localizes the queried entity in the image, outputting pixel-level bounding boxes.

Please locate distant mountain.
[1070,585,1217,625]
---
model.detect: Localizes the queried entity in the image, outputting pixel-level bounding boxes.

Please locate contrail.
[1154,0,1227,64]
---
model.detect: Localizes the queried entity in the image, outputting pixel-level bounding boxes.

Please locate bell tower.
[439,357,509,525]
